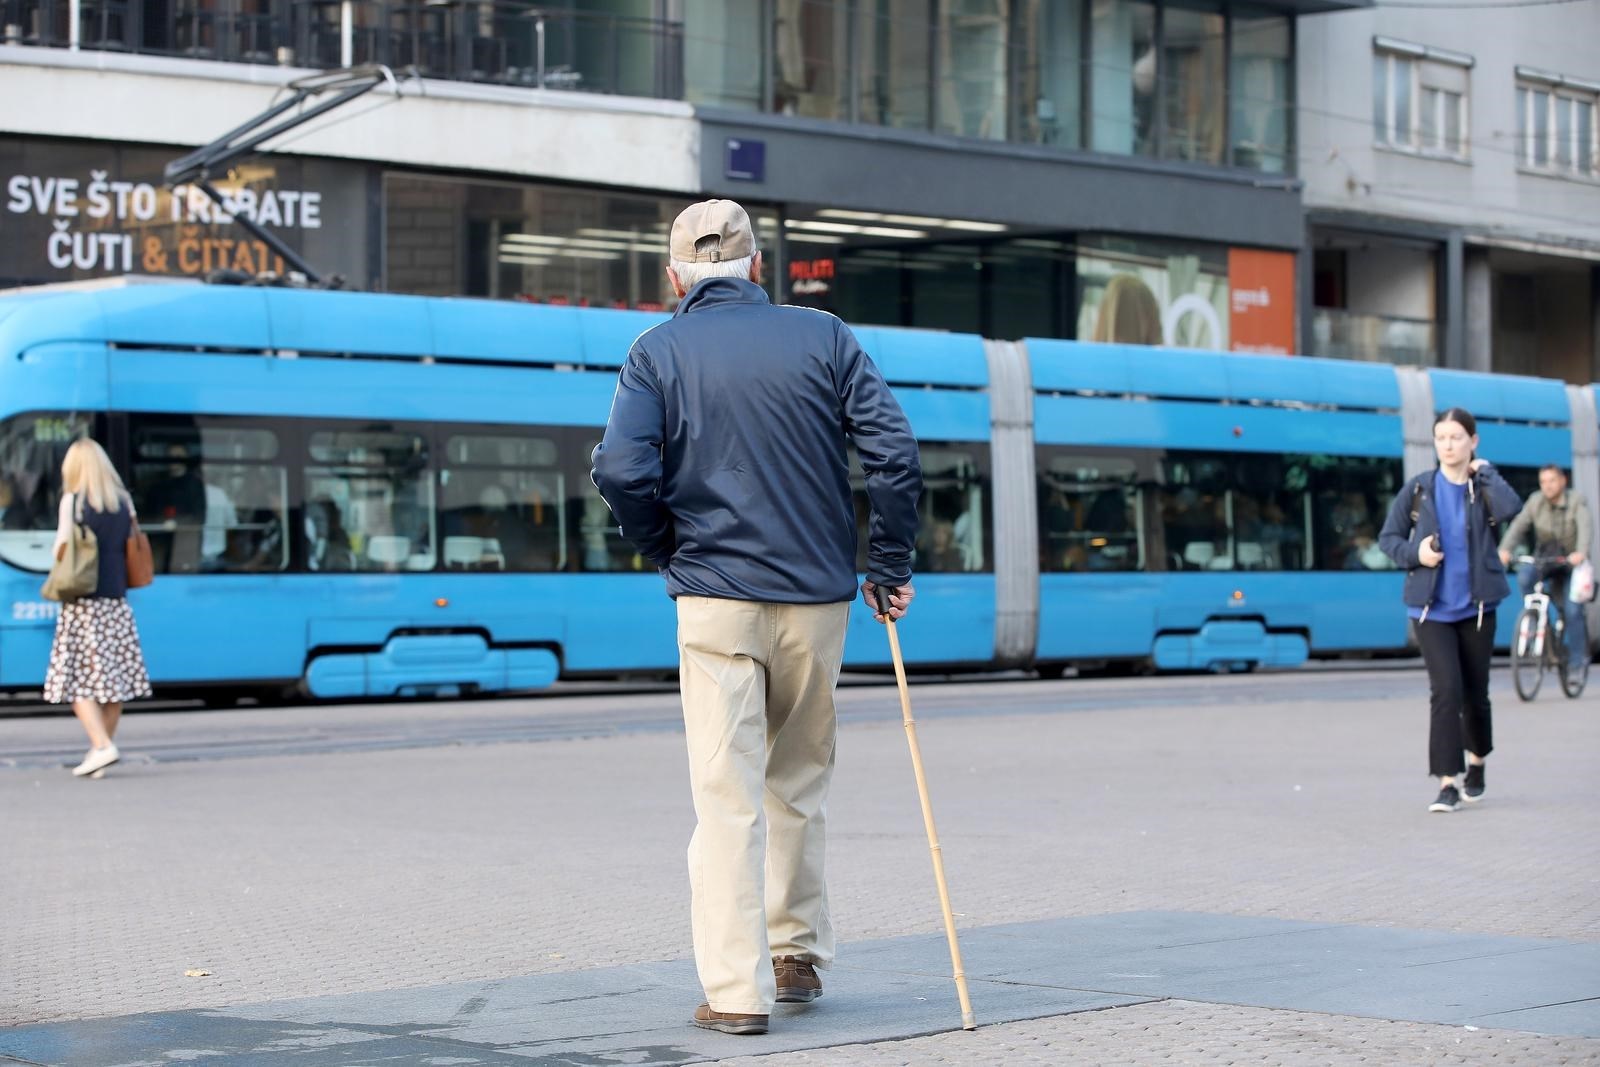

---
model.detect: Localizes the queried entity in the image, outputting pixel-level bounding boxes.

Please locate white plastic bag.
[1572,559,1596,604]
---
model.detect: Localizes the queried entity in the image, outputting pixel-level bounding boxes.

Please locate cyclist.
[1378,408,1523,815]
[1498,464,1592,674]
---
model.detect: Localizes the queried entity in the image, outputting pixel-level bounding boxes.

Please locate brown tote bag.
[126,515,154,589]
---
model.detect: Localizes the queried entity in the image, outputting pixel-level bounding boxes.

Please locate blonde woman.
[44,439,152,778]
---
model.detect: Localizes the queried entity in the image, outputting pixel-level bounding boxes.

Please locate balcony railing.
[1310,308,1437,366]
[0,1,684,98]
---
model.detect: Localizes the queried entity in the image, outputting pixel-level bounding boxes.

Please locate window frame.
[125,412,295,576]
[437,425,569,573]
[1373,41,1471,162]
[846,439,996,575]
[1517,73,1600,180]
[1035,444,1405,574]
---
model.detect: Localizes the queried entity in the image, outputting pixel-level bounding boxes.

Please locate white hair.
[671,253,755,289]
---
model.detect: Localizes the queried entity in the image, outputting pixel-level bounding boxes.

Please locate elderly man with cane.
[592,199,922,1036]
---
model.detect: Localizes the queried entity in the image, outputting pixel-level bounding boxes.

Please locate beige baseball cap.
[669,199,757,263]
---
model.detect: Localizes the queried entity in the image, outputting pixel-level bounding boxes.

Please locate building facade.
[1297,2,1600,380]
[5,0,1350,355]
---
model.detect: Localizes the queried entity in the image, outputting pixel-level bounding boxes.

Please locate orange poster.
[1228,249,1297,356]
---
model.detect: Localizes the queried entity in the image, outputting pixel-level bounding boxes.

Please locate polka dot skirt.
[44,597,153,705]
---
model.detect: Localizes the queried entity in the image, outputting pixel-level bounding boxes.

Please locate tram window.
[129,416,288,574]
[440,433,565,571]
[1161,456,1233,570]
[575,437,648,572]
[1226,454,1310,572]
[1038,454,1143,573]
[0,412,94,572]
[1307,455,1403,571]
[1496,465,1543,515]
[915,448,990,573]
[848,443,990,574]
[305,428,434,572]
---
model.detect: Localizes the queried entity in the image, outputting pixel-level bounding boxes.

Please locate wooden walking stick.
[875,585,977,1031]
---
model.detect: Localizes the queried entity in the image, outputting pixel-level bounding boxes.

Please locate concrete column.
[1442,230,1465,369]
[1464,247,1493,374]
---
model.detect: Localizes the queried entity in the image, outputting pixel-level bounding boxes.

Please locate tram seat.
[481,538,506,569]
[443,535,503,570]
[366,535,411,570]
[444,536,485,569]
[1236,542,1265,569]
[1182,542,1216,569]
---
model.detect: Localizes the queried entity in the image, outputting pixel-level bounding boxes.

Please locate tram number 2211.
[12,601,61,622]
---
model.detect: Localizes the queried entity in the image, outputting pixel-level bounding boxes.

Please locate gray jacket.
[1498,489,1593,558]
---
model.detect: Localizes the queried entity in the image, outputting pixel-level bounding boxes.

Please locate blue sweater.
[1414,472,1474,622]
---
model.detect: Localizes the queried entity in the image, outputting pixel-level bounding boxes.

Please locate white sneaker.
[72,745,119,777]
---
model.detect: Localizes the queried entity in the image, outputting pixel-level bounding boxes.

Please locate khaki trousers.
[676,595,850,1015]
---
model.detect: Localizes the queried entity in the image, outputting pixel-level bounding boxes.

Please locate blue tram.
[0,278,1589,697]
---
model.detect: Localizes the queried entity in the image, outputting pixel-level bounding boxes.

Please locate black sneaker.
[1429,784,1461,813]
[1462,764,1485,803]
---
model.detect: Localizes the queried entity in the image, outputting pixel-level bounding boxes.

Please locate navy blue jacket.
[590,277,922,604]
[1377,465,1523,617]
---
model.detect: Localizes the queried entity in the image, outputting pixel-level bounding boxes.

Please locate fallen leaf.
[184,969,212,978]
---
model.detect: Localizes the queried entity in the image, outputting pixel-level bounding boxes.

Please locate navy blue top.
[591,277,923,603]
[1413,472,1474,622]
[71,494,132,600]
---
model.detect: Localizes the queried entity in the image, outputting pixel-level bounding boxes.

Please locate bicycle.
[1510,554,1589,701]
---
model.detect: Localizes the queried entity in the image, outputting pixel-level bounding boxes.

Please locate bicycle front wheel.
[1512,607,1544,701]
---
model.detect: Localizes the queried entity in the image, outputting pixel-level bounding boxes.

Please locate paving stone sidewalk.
[3,672,1598,1064]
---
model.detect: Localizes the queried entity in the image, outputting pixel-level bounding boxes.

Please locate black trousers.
[1415,614,1495,777]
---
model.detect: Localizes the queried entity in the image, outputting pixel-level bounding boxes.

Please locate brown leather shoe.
[774,955,823,1003]
[693,1003,768,1035]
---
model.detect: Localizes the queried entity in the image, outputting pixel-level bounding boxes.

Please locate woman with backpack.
[44,439,153,778]
[1379,408,1524,813]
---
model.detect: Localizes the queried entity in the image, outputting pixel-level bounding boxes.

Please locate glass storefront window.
[1230,12,1290,173]
[0,137,370,291]
[1090,0,1156,156]
[773,0,851,120]
[385,175,777,311]
[1077,234,1229,349]
[1010,0,1083,148]
[685,0,765,110]
[1160,6,1225,165]
[857,0,933,131]
[0,413,94,572]
[938,0,1009,140]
